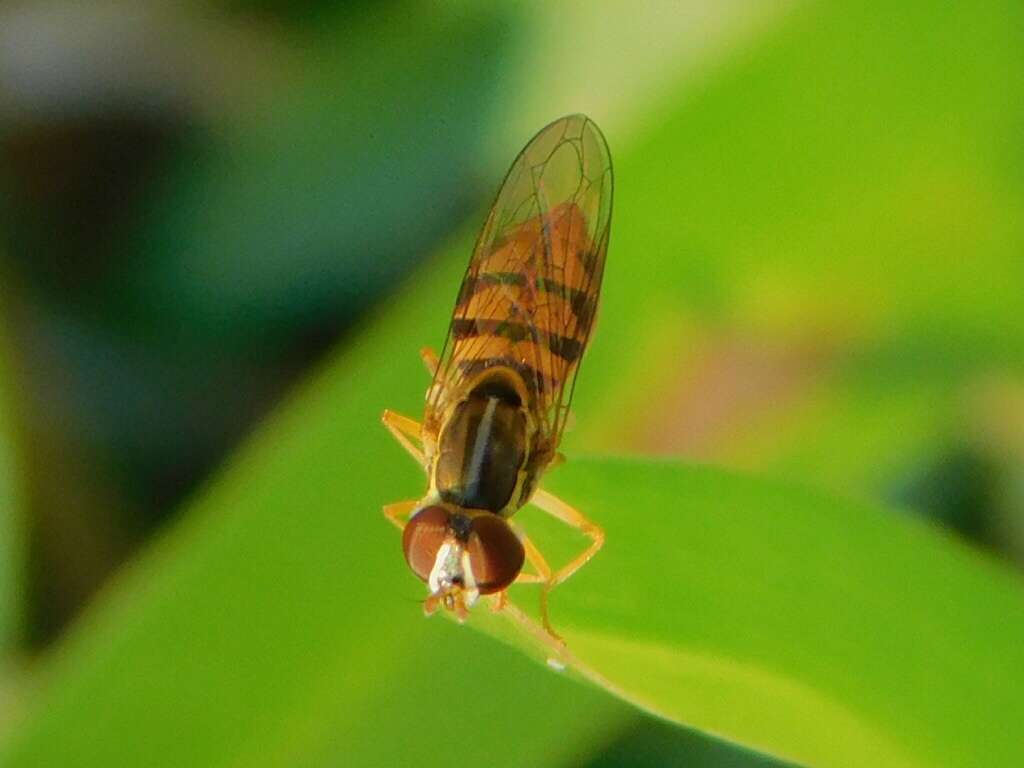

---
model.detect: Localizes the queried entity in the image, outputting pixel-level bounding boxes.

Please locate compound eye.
[402,506,451,582]
[467,515,525,594]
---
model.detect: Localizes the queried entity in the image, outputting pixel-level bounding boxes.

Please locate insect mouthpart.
[422,540,480,622]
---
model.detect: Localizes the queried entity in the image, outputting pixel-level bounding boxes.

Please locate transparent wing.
[425,114,612,451]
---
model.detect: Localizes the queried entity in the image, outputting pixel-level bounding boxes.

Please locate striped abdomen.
[450,202,600,409]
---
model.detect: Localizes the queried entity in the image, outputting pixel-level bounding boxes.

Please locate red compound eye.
[401,506,451,582]
[466,515,524,594]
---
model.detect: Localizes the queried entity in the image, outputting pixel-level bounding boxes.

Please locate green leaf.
[467,458,1024,768]
[0,253,676,766]
[2,233,1020,766]
[0,249,785,765]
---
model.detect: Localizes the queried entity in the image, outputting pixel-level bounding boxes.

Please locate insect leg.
[530,488,605,589]
[382,499,418,531]
[510,523,551,585]
[499,598,570,667]
[489,590,508,612]
[487,530,544,617]
[380,409,426,470]
[419,347,440,376]
[511,525,568,642]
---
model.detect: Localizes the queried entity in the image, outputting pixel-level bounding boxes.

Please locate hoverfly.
[381,114,612,642]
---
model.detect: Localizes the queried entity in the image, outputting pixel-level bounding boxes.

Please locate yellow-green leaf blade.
[476,459,1024,768]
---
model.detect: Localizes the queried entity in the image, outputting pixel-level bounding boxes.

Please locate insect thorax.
[433,370,534,515]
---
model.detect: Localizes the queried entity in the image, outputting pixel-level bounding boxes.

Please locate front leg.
[383,499,418,531]
[487,524,565,644]
[498,598,571,668]
[510,525,565,643]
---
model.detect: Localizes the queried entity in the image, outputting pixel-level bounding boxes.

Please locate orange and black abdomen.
[424,114,612,464]
[450,202,601,412]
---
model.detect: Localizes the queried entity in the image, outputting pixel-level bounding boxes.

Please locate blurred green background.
[0,1,1022,766]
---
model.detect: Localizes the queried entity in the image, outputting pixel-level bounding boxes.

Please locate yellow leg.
[511,524,551,585]
[508,523,566,643]
[381,409,426,470]
[487,527,547,620]
[500,598,570,667]
[489,590,508,612]
[383,499,418,531]
[531,488,605,589]
[420,347,439,376]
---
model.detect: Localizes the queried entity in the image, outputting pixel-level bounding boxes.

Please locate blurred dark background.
[1,0,518,644]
